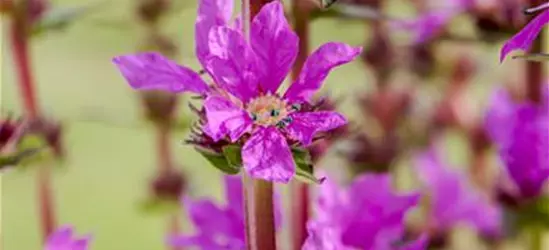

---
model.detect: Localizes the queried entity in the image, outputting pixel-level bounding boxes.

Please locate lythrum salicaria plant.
[112,0,361,183]
[303,173,427,250]
[112,0,360,249]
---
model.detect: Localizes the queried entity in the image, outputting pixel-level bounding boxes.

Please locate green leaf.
[195,146,240,175]
[222,145,243,168]
[292,148,323,184]
[138,198,180,216]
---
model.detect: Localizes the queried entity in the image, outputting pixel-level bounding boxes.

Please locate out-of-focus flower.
[24,117,64,158]
[500,6,549,62]
[391,9,459,44]
[112,0,361,183]
[168,175,281,249]
[136,0,170,24]
[485,86,549,198]
[344,133,400,174]
[0,116,22,152]
[140,90,178,126]
[44,226,91,250]
[414,149,502,238]
[303,173,426,250]
[150,168,187,201]
[362,23,395,82]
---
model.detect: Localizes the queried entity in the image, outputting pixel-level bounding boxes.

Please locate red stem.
[10,19,39,118]
[526,0,544,104]
[290,1,311,249]
[10,12,56,241]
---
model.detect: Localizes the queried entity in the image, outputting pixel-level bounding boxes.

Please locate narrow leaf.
[512,53,549,62]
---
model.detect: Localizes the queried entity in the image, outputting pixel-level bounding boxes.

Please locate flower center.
[246,94,298,127]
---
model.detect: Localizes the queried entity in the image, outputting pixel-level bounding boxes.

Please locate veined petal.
[195,0,234,66]
[206,26,260,102]
[284,111,347,146]
[112,52,209,94]
[500,9,549,62]
[242,127,296,183]
[284,43,362,102]
[204,96,252,142]
[251,1,298,93]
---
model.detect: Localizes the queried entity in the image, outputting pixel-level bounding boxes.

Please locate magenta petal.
[204,96,252,142]
[284,43,362,102]
[251,1,298,93]
[206,26,260,102]
[500,9,549,62]
[285,111,347,146]
[70,237,91,250]
[242,127,296,183]
[112,52,209,94]
[45,226,73,247]
[195,0,234,66]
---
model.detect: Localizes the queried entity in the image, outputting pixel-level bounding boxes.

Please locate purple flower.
[500,7,549,62]
[485,86,549,198]
[44,226,91,250]
[303,173,426,250]
[391,8,460,44]
[168,175,281,249]
[414,149,502,237]
[112,0,360,183]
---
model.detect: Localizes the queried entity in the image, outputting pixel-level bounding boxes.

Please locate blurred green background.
[1,0,548,249]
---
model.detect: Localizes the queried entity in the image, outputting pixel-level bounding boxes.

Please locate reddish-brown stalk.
[526,0,545,104]
[10,2,56,241]
[290,0,312,249]
[135,1,182,249]
[244,1,277,250]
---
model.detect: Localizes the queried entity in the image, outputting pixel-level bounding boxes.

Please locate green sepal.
[222,145,243,169]
[15,135,52,169]
[292,148,324,185]
[195,146,240,175]
[138,197,180,216]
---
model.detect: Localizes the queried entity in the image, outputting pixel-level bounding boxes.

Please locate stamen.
[246,94,295,127]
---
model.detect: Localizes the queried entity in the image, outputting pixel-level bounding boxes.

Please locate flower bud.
[140,90,178,127]
[345,133,399,174]
[0,116,22,151]
[150,168,186,201]
[136,0,170,24]
[359,89,411,132]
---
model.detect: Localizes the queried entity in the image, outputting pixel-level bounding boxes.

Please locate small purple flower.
[391,8,460,44]
[303,173,426,250]
[44,226,91,250]
[112,0,361,183]
[485,86,549,198]
[168,175,281,249]
[414,149,502,237]
[500,6,549,62]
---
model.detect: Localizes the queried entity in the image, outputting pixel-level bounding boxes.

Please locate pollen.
[246,93,293,127]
